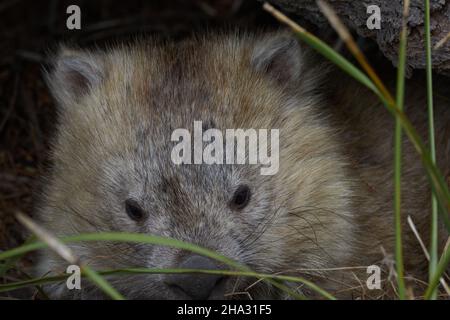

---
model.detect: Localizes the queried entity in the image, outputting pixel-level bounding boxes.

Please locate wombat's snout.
[165,255,227,299]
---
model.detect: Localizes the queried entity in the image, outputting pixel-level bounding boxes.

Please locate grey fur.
[36,32,450,299]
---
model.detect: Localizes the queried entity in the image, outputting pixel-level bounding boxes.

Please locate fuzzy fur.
[35,31,450,299]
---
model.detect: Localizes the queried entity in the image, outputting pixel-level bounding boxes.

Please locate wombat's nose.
[166,254,225,300]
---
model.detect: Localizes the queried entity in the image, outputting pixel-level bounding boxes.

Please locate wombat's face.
[37,33,355,299]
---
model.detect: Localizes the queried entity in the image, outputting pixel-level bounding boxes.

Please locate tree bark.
[263,0,450,76]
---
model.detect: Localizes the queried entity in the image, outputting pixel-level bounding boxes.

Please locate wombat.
[35,31,450,299]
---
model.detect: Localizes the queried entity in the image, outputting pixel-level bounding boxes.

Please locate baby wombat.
[36,31,450,299]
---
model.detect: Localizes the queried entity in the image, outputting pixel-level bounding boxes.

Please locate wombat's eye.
[125,199,147,222]
[230,185,251,210]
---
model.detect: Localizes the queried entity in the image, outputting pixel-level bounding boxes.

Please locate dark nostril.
[166,254,225,300]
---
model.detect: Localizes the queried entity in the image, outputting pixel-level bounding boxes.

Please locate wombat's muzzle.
[165,254,227,299]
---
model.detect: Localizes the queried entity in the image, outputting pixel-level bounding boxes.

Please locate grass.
[0,267,336,300]
[14,212,125,300]
[263,3,450,230]
[0,1,449,300]
[392,0,410,300]
[262,1,450,299]
[425,244,450,299]
[425,0,439,301]
[0,232,335,300]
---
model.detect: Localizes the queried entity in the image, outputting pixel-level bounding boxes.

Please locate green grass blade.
[0,232,334,299]
[263,2,450,232]
[263,2,450,298]
[0,236,36,276]
[424,245,450,299]
[81,265,124,300]
[263,3,377,93]
[14,213,124,301]
[0,268,336,300]
[425,0,439,300]
[0,275,67,292]
[393,0,409,299]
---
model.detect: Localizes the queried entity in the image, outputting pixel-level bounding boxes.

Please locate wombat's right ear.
[250,32,303,85]
[46,47,104,107]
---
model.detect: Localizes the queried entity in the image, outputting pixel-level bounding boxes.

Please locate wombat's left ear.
[250,32,303,84]
[46,47,104,107]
